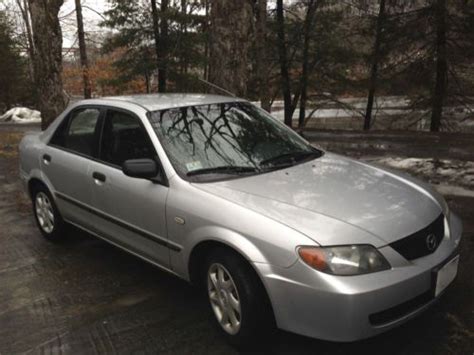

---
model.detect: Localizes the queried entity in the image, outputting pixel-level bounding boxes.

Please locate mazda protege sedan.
[19,94,462,346]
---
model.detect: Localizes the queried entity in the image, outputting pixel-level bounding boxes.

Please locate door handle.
[43,154,51,164]
[92,172,106,183]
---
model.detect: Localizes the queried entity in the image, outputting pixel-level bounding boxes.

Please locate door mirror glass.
[122,159,158,179]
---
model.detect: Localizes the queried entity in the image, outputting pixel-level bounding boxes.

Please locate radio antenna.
[198,78,237,98]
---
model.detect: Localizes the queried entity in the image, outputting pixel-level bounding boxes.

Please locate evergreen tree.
[102,0,207,93]
[0,11,30,111]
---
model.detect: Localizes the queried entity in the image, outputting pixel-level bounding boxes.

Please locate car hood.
[193,153,444,247]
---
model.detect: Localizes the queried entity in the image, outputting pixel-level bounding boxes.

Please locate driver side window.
[99,109,156,167]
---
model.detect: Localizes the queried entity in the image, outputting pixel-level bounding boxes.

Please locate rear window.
[50,108,101,157]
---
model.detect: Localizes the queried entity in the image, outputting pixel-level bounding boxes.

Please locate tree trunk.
[151,0,168,92]
[145,70,151,93]
[150,0,161,92]
[209,0,253,97]
[364,0,386,131]
[203,0,210,81]
[181,0,188,77]
[430,0,447,132]
[159,0,169,92]
[276,0,293,127]
[75,0,91,99]
[255,0,271,112]
[298,0,318,129]
[28,0,66,130]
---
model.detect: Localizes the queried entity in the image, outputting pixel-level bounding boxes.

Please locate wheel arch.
[28,177,48,199]
[27,170,56,201]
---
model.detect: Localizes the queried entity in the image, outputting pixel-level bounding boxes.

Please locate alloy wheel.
[207,263,242,335]
[35,192,55,234]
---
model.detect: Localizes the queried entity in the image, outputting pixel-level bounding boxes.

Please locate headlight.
[298,245,390,276]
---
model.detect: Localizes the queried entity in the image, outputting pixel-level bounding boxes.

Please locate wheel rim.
[35,192,55,234]
[207,263,241,335]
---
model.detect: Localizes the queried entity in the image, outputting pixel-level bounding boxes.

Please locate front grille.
[369,290,433,326]
[390,214,444,260]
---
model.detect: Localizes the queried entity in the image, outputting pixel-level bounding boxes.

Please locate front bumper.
[254,212,463,342]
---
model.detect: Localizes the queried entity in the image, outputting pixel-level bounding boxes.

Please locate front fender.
[166,180,317,280]
[174,225,268,281]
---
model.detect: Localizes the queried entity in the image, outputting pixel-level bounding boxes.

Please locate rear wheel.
[205,248,274,348]
[32,184,66,242]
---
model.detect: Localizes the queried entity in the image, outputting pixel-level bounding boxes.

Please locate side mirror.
[122,159,158,179]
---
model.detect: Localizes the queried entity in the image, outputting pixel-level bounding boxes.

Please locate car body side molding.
[55,191,182,252]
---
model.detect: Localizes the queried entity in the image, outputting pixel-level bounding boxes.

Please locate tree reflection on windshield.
[149,102,317,180]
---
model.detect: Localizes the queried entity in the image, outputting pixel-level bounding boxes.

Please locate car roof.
[95,93,246,112]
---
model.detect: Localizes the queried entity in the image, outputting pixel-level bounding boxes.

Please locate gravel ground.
[0,126,472,354]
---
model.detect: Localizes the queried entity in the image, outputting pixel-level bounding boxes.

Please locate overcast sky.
[1,0,110,48]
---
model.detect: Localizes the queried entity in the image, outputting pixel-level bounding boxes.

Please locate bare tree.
[15,0,35,80]
[209,0,253,96]
[277,0,319,128]
[28,0,66,129]
[75,0,91,98]
[363,0,386,130]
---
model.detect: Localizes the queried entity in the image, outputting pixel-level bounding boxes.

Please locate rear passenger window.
[50,108,101,157]
[100,110,156,167]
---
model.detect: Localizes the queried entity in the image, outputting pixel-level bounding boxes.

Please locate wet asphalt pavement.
[0,127,473,354]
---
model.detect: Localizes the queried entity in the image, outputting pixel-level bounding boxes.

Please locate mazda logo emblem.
[426,233,438,251]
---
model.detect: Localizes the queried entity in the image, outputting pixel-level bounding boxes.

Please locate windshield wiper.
[186,166,259,177]
[260,150,322,167]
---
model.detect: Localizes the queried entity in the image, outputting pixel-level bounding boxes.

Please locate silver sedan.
[19,94,462,347]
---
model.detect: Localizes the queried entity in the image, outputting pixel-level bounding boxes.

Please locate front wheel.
[205,248,274,348]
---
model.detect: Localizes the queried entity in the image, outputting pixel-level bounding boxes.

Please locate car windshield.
[148,102,322,181]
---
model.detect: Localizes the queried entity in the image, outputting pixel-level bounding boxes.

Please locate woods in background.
[1,0,473,131]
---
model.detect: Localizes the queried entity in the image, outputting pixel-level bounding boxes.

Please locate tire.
[205,247,274,348]
[31,184,67,242]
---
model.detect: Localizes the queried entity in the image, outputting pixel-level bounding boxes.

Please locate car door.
[43,106,103,228]
[88,108,171,267]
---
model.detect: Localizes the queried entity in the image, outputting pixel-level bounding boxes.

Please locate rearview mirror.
[122,159,158,179]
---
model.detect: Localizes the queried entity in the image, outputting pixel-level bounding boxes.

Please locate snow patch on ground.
[0,107,41,123]
[434,185,474,198]
[254,96,411,110]
[371,157,474,196]
[255,96,473,131]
